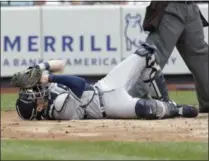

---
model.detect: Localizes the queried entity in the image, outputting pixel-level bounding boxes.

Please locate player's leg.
[103,88,198,119]
[138,49,170,102]
[129,2,185,101]
[102,88,138,118]
[135,98,198,119]
[97,43,159,91]
[176,4,209,113]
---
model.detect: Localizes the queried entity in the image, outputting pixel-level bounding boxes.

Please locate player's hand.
[11,66,42,89]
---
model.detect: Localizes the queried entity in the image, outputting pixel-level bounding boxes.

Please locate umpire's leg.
[176,4,209,112]
[129,2,185,100]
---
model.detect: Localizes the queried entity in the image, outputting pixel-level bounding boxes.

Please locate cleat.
[177,104,199,118]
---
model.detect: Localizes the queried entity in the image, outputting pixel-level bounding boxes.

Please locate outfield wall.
[1,5,208,77]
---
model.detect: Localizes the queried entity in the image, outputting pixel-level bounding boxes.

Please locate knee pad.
[135,99,168,119]
[135,99,155,119]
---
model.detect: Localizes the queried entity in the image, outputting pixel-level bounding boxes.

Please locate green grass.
[169,90,198,105]
[0,91,198,111]
[1,140,208,160]
[1,93,18,111]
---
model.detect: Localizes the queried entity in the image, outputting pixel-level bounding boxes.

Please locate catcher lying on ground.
[11,43,198,120]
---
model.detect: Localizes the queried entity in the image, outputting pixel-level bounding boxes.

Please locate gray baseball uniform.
[42,44,181,120]
[46,83,103,120]
[131,2,209,112]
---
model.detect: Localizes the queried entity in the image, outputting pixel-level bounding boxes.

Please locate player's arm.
[37,60,65,73]
[11,60,65,89]
[41,74,86,98]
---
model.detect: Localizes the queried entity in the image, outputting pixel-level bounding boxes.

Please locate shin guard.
[143,70,170,102]
[135,99,179,119]
[135,43,170,102]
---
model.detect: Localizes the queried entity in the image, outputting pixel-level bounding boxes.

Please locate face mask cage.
[19,84,49,102]
[18,84,50,117]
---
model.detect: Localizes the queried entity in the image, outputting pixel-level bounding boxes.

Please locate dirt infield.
[1,87,19,94]
[1,87,208,142]
[1,111,208,142]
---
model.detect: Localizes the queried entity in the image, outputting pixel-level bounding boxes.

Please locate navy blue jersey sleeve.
[48,75,86,98]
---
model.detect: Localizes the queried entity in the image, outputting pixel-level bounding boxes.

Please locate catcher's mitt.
[11,66,42,89]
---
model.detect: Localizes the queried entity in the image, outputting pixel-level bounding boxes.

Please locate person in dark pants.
[130,1,209,113]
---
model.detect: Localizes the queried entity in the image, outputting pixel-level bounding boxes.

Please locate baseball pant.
[96,50,171,119]
[95,54,144,118]
[131,2,209,111]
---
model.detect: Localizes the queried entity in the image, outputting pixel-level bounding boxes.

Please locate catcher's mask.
[16,84,49,120]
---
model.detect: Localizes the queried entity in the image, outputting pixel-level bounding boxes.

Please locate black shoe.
[199,107,209,113]
[177,104,199,118]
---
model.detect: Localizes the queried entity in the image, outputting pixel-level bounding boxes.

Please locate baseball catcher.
[11,43,198,120]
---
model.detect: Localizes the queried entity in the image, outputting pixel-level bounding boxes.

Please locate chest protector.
[52,91,85,120]
[47,83,102,120]
[46,83,83,120]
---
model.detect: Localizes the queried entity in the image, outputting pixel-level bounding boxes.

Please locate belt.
[94,86,107,118]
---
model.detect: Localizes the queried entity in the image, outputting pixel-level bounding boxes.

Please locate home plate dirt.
[1,111,208,142]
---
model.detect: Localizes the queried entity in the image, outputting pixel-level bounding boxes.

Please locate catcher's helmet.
[16,84,49,120]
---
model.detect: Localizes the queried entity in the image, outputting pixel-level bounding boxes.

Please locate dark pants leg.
[129,2,185,99]
[176,4,209,112]
[131,2,209,111]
